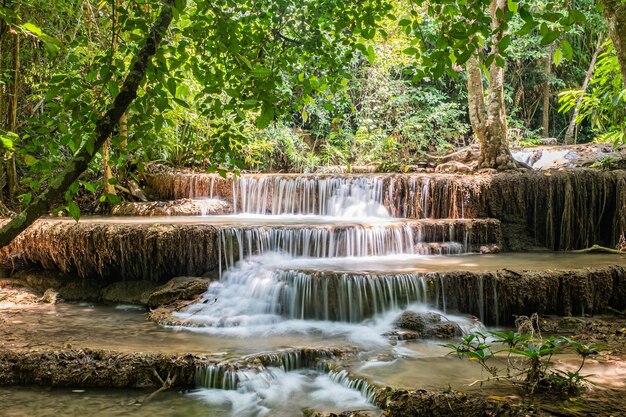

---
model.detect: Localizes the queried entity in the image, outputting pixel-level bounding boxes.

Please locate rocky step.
[145,169,626,250]
[247,262,626,326]
[0,347,351,388]
[0,218,501,282]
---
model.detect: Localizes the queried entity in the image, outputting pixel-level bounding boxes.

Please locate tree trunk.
[6,31,19,199]
[0,34,4,130]
[119,113,128,149]
[563,37,604,145]
[600,0,626,83]
[0,0,176,248]
[466,56,487,144]
[541,51,551,138]
[102,0,123,197]
[468,0,519,170]
[0,34,5,204]
[102,140,116,195]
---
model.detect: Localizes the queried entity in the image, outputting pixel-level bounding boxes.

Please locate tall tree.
[0,0,177,247]
[599,0,626,82]
[563,37,605,144]
[403,0,593,168]
[465,0,518,170]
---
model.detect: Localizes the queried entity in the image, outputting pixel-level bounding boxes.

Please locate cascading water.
[177,178,488,334]
[174,174,492,416]
[231,175,388,217]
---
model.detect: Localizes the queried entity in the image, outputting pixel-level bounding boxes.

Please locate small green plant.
[590,156,622,170]
[443,315,597,395]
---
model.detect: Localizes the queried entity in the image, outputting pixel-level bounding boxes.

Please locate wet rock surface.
[0,279,40,305]
[102,280,156,305]
[0,348,207,388]
[112,198,231,216]
[392,311,462,339]
[0,221,221,282]
[145,168,626,251]
[147,276,211,309]
[375,388,520,417]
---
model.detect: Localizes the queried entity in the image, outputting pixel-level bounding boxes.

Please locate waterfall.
[176,174,491,343]
[192,351,375,417]
[177,256,432,325]
[328,370,377,403]
[232,175,388,217]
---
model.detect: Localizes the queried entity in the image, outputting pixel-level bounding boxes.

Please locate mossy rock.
[147,276,211,308]
[102,280,156,305]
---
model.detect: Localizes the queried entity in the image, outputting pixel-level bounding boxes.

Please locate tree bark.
[119,113,128,149]
[468,0,518,170]
[600,0,626,83]
[102,140,116,195]
[0,34,5,204]
[0,0,176,248]
[466,56,487,144]
[563,37,604,145]
[541,51,551,138]
[6,31,19,199]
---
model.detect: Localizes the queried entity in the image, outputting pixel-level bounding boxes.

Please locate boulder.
[40,289,62,304]
[147,276,211,308]
[12,269,75,294]
[58,280,104,302]
[102,280,156,305]
[393,311,462,339]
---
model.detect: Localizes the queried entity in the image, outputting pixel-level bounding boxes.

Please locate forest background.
[0,0,624,221]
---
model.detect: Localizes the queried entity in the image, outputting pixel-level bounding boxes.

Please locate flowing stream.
[4,174,625,416]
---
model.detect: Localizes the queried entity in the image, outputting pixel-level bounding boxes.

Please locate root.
[143,371,177,403]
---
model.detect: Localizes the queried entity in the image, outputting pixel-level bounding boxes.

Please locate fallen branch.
[143,371,177,403]
[608,306,626,316]
[572,244,625,254]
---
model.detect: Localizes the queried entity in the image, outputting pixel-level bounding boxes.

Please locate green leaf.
[108,80,120,96]
[67,201,80,222]
[518,21,538,35]
[166,78,177,96]
[366,45,375,65]
[498,35,511,52]
[23,154,38,166]
[518,5,533,22]
[252,65,272,78]
[21,22,43,36]
[570,9,587,24]
[561,39,573,60]
[154,115,164,133]
[541,30,560,46]
[507,0,519,13]
[256,105,274,129]
[399,19,411,27]
[172,97,190,109]
[553,48,563,67]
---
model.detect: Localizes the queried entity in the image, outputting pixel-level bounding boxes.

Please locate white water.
[232,175,389,217]
[190,368,375,417]
[512,148,576,169]
[176,175,485,413]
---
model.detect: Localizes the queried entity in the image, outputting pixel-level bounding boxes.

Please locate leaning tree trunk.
[0,0,177,248]
[600,0,626,83]
[563,37,604,145]
[468,0,519,170]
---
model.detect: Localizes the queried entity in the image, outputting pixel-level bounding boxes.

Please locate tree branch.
[0,0,177,248]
